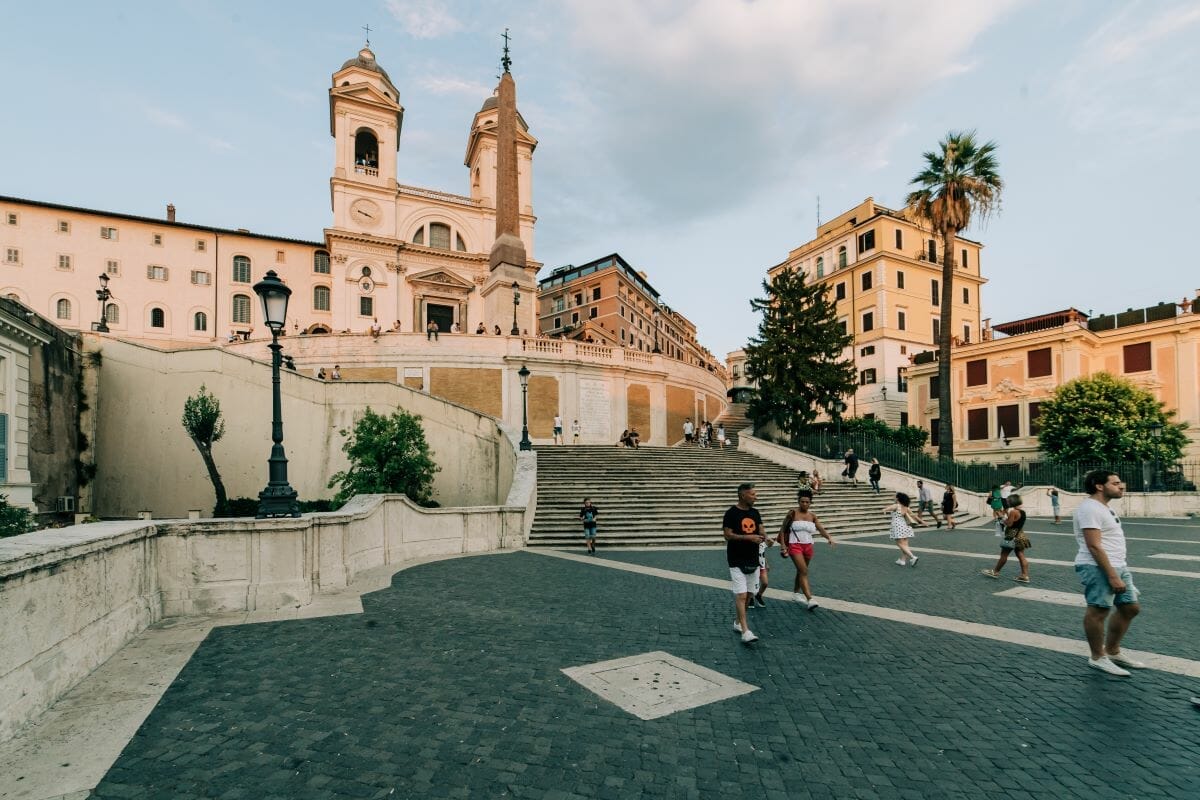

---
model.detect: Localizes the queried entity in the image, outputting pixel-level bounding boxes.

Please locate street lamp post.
[1150,421,1163,492]
[652,308,661,354]
[511,281,521,336]
[95,273,111,332]
[832,399,847,453]
[253,270,300,518]
[518,364,532,451]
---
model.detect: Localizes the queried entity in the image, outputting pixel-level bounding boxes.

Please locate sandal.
[981,569,999,578]
[1014,575,1030,583]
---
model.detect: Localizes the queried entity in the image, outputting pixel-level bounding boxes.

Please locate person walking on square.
[1000,480,1016,510]
[1074,470,1144,676]
[941,484,959,530]
[750,528,775,609]
[982,493,1031,582]
[843,448,859,484]
[571,419,581,444]
[884,492,925,566]
[1048,488,1062,524]
[553,415,564,445]
[780,489,836,610]
[868,458,882,494]
[988,485,1004,521]
[724,483,766,644]
[683,418,695,444]
[579,498,599,555]
[916,480,941,527]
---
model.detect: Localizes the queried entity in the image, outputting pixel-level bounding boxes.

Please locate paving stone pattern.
[91,550,1200,799]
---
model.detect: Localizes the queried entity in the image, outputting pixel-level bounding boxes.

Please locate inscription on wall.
[579,379,611,441]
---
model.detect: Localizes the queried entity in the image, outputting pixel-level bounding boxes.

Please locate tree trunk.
[191,438,228,515]
[937,226,957,460]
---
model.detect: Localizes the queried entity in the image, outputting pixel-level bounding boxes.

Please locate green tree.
[0,494,37,537]
[907,130,1003,460]
[744,267,857,439]
[1037,373,1188,463]
[182,385,228,516]
[328,407,440,505]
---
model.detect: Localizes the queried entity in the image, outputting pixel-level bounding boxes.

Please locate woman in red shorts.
[779,489,836,610]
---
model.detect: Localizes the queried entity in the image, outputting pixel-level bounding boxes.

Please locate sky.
[2,0,1198,359]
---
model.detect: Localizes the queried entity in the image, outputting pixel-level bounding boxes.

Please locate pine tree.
[744,267,857,439]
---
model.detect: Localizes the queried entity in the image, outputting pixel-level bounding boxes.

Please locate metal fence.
[783,430,1199,494]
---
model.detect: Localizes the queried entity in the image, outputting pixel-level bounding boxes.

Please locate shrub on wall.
[0,494,37,537]
[328,408,440,506]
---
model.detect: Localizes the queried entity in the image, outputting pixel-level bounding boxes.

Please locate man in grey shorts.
[1073,469,1144,677]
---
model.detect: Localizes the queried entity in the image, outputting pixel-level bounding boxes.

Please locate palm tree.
[906,130,1002,460]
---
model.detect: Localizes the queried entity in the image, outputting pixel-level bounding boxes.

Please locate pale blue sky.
[3,1,1197,358]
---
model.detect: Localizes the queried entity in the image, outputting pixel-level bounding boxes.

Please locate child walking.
[884,492,925,566]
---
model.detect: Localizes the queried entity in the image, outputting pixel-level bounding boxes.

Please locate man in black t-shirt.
[579,499,599,555]
[724,482,767,644]
[843,448,860,485]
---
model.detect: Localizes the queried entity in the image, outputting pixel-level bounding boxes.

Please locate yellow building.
[906,295,1200,465]
[769,198,985,424]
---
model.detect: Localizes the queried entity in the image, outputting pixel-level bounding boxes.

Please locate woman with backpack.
[868,458,882,494]
[982,494,1031,582]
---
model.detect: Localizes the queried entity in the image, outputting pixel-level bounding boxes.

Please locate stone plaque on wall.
[579,379,611,441]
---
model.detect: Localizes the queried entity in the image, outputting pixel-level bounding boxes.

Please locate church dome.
[340,47,394,83]
[479,96,498,113]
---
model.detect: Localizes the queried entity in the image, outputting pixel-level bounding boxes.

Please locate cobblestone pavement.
[88,520,1200,799]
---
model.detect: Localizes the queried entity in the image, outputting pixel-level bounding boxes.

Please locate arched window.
[456,233,467,252]
[837,246,847,269]
[429,223,451,250]
[232,294,251,324]
[232,255,251,283]
[193,311,208,331]
[412,227,424,245]
[313,285,331,311]
[313,250,330,274]
[105,304,120,324]
[150,308,165,328]
[56,298,71,320]
[354,129,379,171]
[816,256,824,278]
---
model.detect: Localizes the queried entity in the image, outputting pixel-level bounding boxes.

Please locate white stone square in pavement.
[562,651,758,720]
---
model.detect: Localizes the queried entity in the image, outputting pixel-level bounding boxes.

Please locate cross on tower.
[500,28,512,73]
[362,23,372,46]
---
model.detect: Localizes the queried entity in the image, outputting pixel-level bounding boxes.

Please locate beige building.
[0,45,541,344]
[769,198,985,425]
[906,295,1200,467]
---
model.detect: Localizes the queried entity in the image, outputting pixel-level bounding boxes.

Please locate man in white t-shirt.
[1073,470,1144,677]
[553,415,564,445]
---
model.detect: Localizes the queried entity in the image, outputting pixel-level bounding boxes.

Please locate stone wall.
[429,366,503,418]
[627,383,651,437]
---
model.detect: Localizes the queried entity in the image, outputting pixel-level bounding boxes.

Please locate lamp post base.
[257,484,300,518]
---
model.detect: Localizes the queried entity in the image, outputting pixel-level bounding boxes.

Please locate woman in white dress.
[884,492,926,567]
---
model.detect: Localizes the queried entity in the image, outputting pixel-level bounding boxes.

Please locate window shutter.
[0,413,8,482]
[163,267,169,281]
[146,264,154,279]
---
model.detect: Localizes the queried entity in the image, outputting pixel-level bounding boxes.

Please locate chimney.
[166,204,176,222]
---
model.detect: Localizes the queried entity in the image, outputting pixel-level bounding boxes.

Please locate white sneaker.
[806,598,819,610]
[792,593,806,604]
[1088,656,1131,677]
[895,558,907,566]
[909,556,919,567]
[741,629,758,644]
[1109,653,1147,670]
[733,621,743,633]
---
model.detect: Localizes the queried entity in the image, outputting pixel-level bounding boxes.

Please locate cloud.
[385,0,464,39]
[417,75,493,97]
[1092,3,1200,64]
[144,105,188,130]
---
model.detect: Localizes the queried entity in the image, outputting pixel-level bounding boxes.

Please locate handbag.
[1013,532,1032,550]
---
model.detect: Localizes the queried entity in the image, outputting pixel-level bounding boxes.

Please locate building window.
[314,250,330,274]
[58,220,70,233]
[963,324,971,343]
[621,329,626,341]
[232,294,251,324]
[429,223,451,250]
[861,271,872,291]
[837,245,847,269]
[572,293,583,306]
[147,265,169,281]
[900,411,909,426]
[1123,342,1151,373]
[932,318,940,342]
[572,312,579,324]
[966,358,988,386]
[56,298,71,319]
[4,248,18,264]
[967,408,989,440]
[1028,347,1052,378]
[930,375,941,398]
[554,296,565,313]
[860,368,877,385]
[927,240,937,262]
[553,316,561,329]
[897,310,906,331]
[105,305,119,324]
[857,229,876,253]
[592,286,601,301]
[359,296,373,317]
[930,417,940,447]
[106,259,120,275]
[100,226,118,240]
[275,250,285,263]
[834,282,846,301]
[5,212,16,225]
[412,227,424,245]
[232,255,251,283]
[838,319,847,335]
[961,248,968,269]
[895,229,902,249]
[897,367,908,392]
[896,271,904,289]
[152,233,163,246]
[193,311,208,331]
[190,270,211,285]
[196,239,207,252]
[150,307,166,328]
[931,279,940,306]
[313,285,331,311]
[1029,402,1043,435]
[589,307,597,319]
[456,233,467,251]
[57,254,72,270]
[997,404,1019,440]
[861,311,874,332]
[962,287,969,304]
[860,345,875,356]
[816,256,824,277]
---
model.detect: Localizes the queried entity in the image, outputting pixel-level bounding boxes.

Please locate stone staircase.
[712,402,752,447]
[528,444,971,547]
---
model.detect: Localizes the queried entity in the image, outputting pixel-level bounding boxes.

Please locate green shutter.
[0,413,8,482]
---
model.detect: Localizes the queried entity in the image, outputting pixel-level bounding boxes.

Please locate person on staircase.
[843,448,860,484]
[868,459,883,494]
[779,489,836,610]
[579,498,599,555]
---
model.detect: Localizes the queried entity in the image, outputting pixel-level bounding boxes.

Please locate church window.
[359,296,374,316]
[429,223,451,250]
[56,298,72,319]
[314,250,330,274]
[193,311,208,332]
[232,255,251,283]
[456,233,467,251]
[313,285,331,311]
[412,227,425,245]
[354,129,379,174]
[232,294,251,324]
[150,307,166,328]
[105,305,119,324]
[837,246,847,269]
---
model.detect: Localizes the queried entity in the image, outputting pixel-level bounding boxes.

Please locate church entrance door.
[427,303,455,334]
